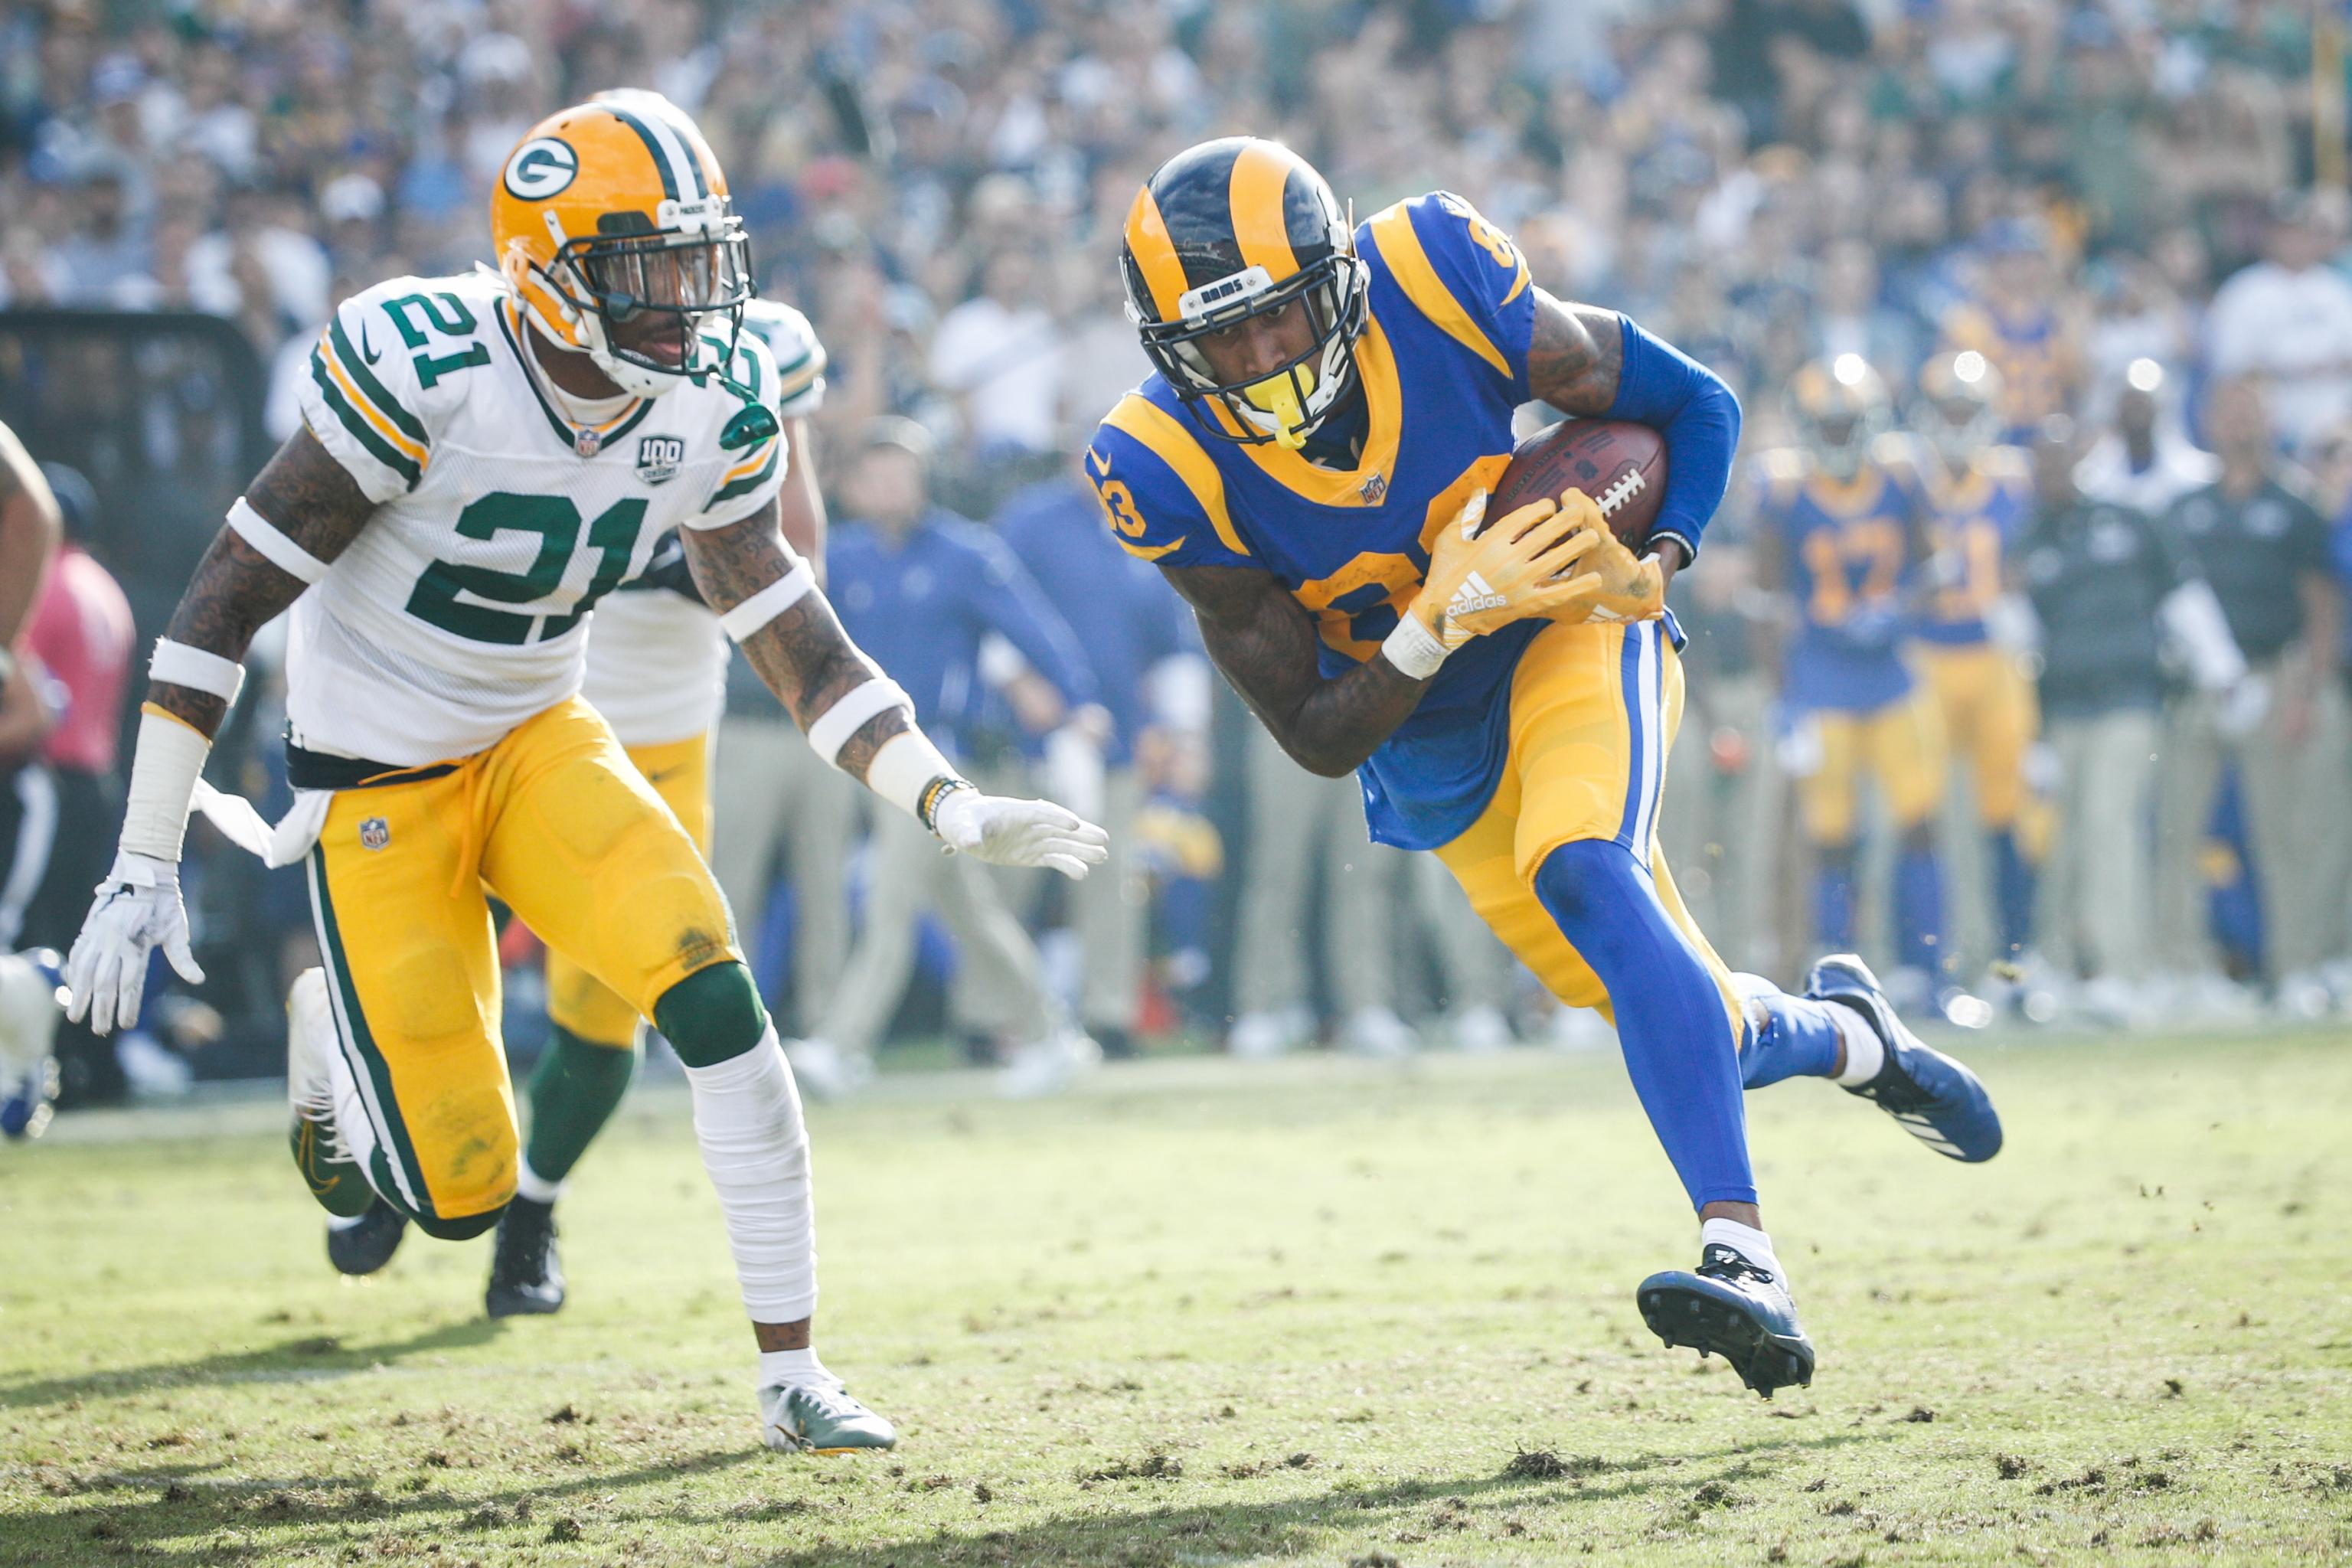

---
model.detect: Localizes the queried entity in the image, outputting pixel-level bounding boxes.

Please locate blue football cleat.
[1807,954,2004,1162]
[1638,1243,1816,1398]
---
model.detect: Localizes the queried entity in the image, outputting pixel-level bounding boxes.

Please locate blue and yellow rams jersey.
[1915,445,2030,648]
[1756,445,1923,714]
[1941,302,2077,442]
[1086,191,1548,851]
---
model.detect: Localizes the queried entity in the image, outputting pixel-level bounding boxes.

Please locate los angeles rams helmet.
[1913,349,2005,468]
[1790,354,1892,482]
[491,91,753,399]
[1120,137,1369,449]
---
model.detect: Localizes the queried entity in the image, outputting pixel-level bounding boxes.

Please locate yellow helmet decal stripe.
[1124,186,1191,322]
[1228,142,1301,280]
[1367,202,1510,380]
[1103,394,1250,557]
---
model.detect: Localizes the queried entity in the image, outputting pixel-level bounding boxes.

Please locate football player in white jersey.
[318,297,835,1318]
[63,96,1106,1454]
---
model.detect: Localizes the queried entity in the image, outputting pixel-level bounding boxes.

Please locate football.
[1489,418,1668,548]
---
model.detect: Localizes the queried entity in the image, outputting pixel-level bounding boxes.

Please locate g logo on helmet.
[503,138,579,201]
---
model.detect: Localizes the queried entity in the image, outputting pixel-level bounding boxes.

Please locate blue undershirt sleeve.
[1604,315,1741,566]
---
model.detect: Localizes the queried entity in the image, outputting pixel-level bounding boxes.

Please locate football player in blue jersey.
[1756,357,1952,1004]
[1087,139,2006,1398]
[1909,351,2041,978]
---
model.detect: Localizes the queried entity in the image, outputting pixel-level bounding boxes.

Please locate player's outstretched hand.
[934,792,1110,880]
[64,851,205,1035]
[1408,488,1606,655]
[1545,492,1665,625]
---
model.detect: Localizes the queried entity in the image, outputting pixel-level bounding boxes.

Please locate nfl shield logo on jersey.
[1359,472,1388,505]
[359,817,390,852]
[635,436,686,485]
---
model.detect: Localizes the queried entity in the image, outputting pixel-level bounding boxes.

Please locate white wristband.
[150,638,246,704]
[805,675,911,769]
[717,562,816,642]
[119,707,214,862]
[226,496,328,584]
[864,728,960,825]
[1380,612,1448,681]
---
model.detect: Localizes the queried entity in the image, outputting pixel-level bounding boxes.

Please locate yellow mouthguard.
[1243,367,1315,450]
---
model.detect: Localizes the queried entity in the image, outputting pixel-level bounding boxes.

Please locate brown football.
[1489,419,1667,547]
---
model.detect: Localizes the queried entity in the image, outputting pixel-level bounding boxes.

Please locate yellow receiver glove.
[1380,488,1605,678]
[1544,493,1667,625]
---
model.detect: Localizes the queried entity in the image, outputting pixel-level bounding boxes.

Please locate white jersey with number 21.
[289,270,786,766]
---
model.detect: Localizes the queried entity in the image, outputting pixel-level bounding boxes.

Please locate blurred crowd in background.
[5,0,2352,1107]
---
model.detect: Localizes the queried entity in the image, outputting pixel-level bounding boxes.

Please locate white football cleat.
[1340,1004,1417,1059]
[759,1377,898,1453]
[998,1030,1101,1099]
[1548,1004,1615,1054]
[1227,1007,1308,1060]
[1449,1003,1514,1055]
[783,1037,872,1102]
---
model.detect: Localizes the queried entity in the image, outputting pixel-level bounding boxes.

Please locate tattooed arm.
[0,417,63,653]
[1162,562,1428,779]
[1525,291,1628,420]
[681,495,911,782]
[150,428,377,738]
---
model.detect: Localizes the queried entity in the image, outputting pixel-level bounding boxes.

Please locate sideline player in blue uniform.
[1089,139,2004,1396]
[1909,351,2040,974]
[1756,358,1952,1001]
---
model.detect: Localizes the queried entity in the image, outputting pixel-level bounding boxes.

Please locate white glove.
[933,790,1109,880]
[64,851,204,1035]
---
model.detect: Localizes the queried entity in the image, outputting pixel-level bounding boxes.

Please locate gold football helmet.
[1790,354,1891,481]
[490,90,752,397]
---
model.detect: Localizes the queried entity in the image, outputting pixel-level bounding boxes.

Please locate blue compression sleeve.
[1534,839,1756,1210]
[1895,845,1946,978]
[1604,315,1741,564]
[1734,978,1848,1089]
[1990,829,2035,960]
[1815,851,1857,952]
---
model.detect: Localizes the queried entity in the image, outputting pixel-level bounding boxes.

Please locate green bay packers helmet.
[1913,349,2005,467]
[1791,354,1892,482]
[1120,137,1368,449]
[492,90,753,398]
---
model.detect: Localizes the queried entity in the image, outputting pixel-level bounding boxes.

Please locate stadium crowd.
[3,0,2350,1106]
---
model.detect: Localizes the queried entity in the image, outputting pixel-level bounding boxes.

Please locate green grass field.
[4,1030,2350,1566]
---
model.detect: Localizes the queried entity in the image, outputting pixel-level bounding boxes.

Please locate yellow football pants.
[305,698,739,1226]
[1795,691,1947,846]
[545,729,714,1049]
[1913,642,2036,829]
[1433,619,1743,1044]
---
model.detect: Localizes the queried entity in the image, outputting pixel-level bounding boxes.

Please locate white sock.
[757,1347,835,1389]
[514,1159,565,1206]
[682,1027,818,1325]
[1829,1004,1884,1086]
[1700,1217,1784,1280]
[320,1021,390,1202]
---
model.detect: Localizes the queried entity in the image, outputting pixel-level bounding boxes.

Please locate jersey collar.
[495,299,656,456]
[1199,315,1403,508]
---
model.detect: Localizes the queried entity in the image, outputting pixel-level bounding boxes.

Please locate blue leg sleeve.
[1534,839,1756,1210]
[1733,976,1847,1089]
[1895,844,1946,977]
[1814,848,1857,952]
[1991,830,2035,960]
